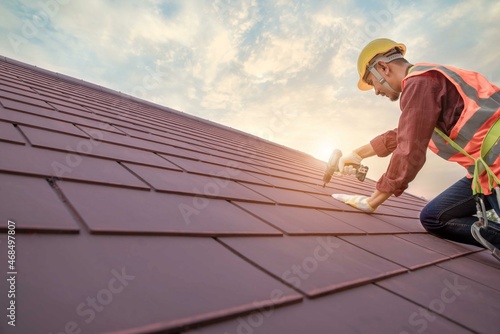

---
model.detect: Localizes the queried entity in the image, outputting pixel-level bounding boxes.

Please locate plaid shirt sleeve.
[375,72,451,196]
[370,128,398,157]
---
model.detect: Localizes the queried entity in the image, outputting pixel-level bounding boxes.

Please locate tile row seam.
[45,178,92,234]
[375,278,478,333]
[212,237,308,299]
[12,124,32,146]
[393,234,478,259]
[228,201,287,235]
[117,162,156,191]
[337,235,451,272]
[435,260,500,293]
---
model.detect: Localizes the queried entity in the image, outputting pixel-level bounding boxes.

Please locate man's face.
[365,68,400,102]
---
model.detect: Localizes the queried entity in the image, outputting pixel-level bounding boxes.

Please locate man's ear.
[377,61,390,75]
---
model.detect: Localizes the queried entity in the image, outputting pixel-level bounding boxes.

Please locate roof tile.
[0,120,25,144]
[465,250,500,270]
[57,180,281,236]
[233,202,366,235]
[437,256,500,292]
[396,233,481,258]
[159,155,270,184]
[0,141,149,188]
[340,234,449,270]
[320,210,407,234]
[377,265,500,333]
[219,236,407,297]
[0,174,79,232]
[0,234,300,333]
[122,163,271,202]
[19,125,180,169]
[373,214,427,232]
[241,183,347,209]
[187,283,472,334]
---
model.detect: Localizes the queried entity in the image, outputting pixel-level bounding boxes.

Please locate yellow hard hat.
[357,38,406,90]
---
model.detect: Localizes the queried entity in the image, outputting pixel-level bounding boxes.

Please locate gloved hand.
[332,194,375,213]
[338,152,363,175]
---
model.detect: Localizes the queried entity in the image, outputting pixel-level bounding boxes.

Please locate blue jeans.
[420,177,500,248]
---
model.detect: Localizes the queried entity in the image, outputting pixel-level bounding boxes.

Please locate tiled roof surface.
[0,57,498,334]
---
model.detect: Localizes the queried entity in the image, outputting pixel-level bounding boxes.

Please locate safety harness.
[434,119,500,261]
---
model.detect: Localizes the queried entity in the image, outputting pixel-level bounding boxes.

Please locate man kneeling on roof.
[331,38,500,260]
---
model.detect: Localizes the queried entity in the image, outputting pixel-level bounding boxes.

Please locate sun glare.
[311,139,339,162]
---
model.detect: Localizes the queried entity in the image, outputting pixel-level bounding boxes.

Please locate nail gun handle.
[356,165,369,182]
[343,164,368,182]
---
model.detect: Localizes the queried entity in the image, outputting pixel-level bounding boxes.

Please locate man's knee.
[420,204,442,231]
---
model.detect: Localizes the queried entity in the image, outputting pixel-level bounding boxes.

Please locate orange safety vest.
[402,63,500,195]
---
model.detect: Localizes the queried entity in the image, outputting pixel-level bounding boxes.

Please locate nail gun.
[322,149,369,187]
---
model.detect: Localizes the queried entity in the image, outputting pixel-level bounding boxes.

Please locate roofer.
[332,38,500,258]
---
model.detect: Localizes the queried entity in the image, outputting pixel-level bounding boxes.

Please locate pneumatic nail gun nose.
[322,149,369,187]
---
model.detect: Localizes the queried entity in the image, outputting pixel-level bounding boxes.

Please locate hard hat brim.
[357,79,372,91]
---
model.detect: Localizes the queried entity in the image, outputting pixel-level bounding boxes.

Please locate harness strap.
[433,126,500,194]
[482,118,500,161]
[433,124,500,260]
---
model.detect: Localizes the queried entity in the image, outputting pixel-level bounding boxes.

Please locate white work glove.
[332,194,375,213]
[338,152,363,175]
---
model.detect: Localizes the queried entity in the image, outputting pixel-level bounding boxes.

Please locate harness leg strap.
[471,195,500,261]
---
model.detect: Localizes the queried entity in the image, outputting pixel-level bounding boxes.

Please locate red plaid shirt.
[370,69,464,196]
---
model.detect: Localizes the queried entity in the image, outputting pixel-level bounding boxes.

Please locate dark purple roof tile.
[0,174,79,232]
[57,180,281,235]
[19,125,181,169]
[219,236,407,297]
[187,283,471,334]
[377,265,500,333]
[465,250,500,270]
[0,89,54,110]
[0,234,300,333]
[396,233,480,258]
[240,183,346,209]
[233,202,365,235]
[373,214,427,233]
[437,256,500,292]
[320,210,407,234]
[247,172,325,193]
[122,163,272,202]
[0,141,148,188]
[2,108,93,138]
[159,155,269,184]
[340,234,448,270]
[0,120,25,144]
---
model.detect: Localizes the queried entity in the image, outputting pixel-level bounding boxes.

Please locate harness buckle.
[472,194,500,261]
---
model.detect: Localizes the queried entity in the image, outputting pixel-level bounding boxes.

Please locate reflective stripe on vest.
[403,63,500,193]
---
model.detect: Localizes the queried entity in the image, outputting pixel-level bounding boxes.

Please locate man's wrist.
[353,143,377,159]
[368,190,392,209]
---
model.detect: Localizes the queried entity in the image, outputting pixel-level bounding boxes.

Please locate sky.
[1,0,499,200]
